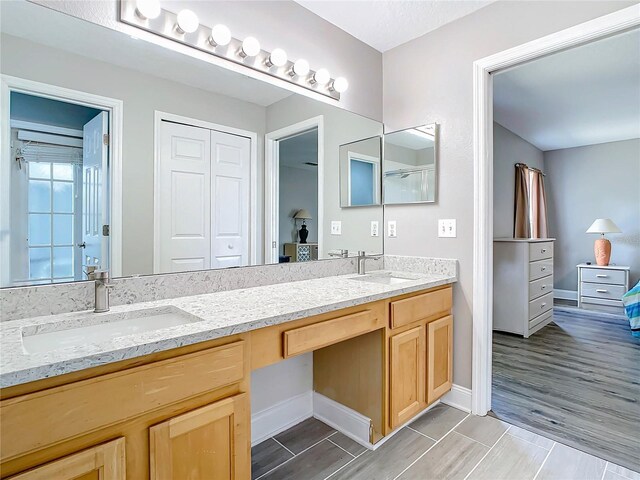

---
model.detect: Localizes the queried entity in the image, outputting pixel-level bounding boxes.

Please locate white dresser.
[493,238,555,338]
[577,263,630,314]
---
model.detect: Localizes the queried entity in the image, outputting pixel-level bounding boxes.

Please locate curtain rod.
[515,162,546,176]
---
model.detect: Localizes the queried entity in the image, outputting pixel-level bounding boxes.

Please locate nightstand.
[283,243,318,262]
[577,263,630,314]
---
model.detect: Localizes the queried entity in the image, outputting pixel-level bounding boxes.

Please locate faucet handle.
[94,270,110,281]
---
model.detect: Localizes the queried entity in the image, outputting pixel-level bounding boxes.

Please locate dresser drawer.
[581,282,626,301]
[529,260,553,281]
[529,275,553,300]
[529,292,553,320]
[581,268,627,286]
[529,242,553,262]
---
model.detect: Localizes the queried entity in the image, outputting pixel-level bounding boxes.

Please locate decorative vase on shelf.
[299,224,309,244]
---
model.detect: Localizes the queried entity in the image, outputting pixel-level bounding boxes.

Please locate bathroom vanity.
[0,272,454,479]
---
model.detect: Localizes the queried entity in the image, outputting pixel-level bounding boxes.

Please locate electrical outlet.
[438,219,457,238]
[331,221,342,235]
[371,221,379,237]
[388,220,397,238]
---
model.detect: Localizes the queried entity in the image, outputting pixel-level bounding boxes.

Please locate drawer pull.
[540,303,547,308]
[541,285,546,289]
[596,274,608,278]
[541,248,547,253]
[596,289,608,293]
[541,267,546,271]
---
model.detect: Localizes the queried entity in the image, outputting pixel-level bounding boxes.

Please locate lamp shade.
[294,209,312,220]
[586,218,621,234]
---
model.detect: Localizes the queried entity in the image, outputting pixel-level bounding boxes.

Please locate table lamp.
[586,218,621,266]
[294,209,312,244]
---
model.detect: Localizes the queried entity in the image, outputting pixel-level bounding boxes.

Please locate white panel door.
[158,122,211,273]
[210,130,251,268]
[82,111,109,274]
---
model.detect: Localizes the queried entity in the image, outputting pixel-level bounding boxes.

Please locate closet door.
[158,122,211,273]
[210,130,251,269]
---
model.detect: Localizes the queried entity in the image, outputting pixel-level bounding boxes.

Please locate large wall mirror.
[383,124,438,205]
[0,1,383,288]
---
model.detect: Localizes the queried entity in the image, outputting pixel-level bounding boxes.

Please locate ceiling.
[11,92,102,130]
[279,130,319,171]
[494,28,640,152]
[1,1,292,107]
[295,0,495,52]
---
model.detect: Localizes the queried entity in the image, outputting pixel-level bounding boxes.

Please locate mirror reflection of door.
[4,92,108,287]
[156,120,251,273]
[339,136,382,208]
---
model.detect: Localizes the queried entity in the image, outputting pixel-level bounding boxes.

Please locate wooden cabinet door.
[427,315,453,404]
[8,438,125,480]
[150,393,249,480]
[389,326,426,429]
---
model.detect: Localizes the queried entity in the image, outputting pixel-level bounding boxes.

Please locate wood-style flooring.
[251,405,639,480]
[492,306,640,472]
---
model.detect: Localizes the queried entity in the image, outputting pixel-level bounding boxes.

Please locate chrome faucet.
[328,249,349,258]
[94,270,114,313]
[357,251,382,275]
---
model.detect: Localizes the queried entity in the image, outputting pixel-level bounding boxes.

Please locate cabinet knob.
[541,303,547,308]
[541,248,547,253]
[541,267,546,271]
[541,285,546,289]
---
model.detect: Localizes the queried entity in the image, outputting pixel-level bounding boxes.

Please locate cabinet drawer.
[529,275,553,300]
[581,282,626,301]
[0,341,245,462]
[390,287,452,329]
[529,242,553,262]
[284,309,380,358]
[581,268,627,285]
[529,292,553,320]
[529,260,553,281]
[529,309,553,330]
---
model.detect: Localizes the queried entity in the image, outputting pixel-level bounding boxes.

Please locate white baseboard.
[555,289,578,301]
[312,392,372,449]
[251,391,313,446]
[441,384,472,413]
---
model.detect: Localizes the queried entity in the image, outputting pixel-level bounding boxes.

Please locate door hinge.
[272,241,277,248]
[103,133,110,146]
[102,224,110,236]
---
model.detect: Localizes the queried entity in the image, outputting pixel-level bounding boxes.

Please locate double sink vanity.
[0,260,456,479]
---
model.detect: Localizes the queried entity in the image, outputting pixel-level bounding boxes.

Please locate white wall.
[493,122,545,238]
[1,34,267,276]
[545,139,640,290]
[279,166,319,253]
[31,0,383,121]
[382,0,635,388]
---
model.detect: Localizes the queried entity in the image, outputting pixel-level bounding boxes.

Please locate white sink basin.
[21,306,203,354]
[350,272,420,285]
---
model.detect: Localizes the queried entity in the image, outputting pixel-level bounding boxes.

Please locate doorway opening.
[4,91,109,286]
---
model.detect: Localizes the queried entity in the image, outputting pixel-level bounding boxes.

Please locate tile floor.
[251,404,640,480]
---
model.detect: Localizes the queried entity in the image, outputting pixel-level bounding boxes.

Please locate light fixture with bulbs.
[120,0,346,100]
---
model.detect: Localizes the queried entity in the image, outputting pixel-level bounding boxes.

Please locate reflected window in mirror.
[383,124,438,205]
[339,137,382,208]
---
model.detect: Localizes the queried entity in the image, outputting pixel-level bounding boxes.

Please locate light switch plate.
[438,219,457,238]
[388,220,397,238]
[371,221,379,237]
[331,221,342,235]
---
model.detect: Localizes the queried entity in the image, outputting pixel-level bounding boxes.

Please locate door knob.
[77,242,86,249]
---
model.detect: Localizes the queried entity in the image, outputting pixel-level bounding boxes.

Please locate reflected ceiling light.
[331,77,349,93]
[266,48,288,68]
[240,37,261,57]
[176,9,199,34]
[312,68,330,86]
[135,0,161,20]
[291,59,310,77]
[209,24,231,46]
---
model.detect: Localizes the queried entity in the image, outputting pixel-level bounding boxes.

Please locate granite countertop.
[0,270,456,388]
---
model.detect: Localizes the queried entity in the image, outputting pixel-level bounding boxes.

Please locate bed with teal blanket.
[622,280,640,337]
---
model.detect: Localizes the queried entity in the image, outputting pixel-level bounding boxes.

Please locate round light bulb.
[332,77,349,93]
[292,59,310,77]
[135,0,161,20]
[209,24,231,46]
[176,9,199,34]
[241,36,261,57]
[313,68,331,86]
[268,48,288,67]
